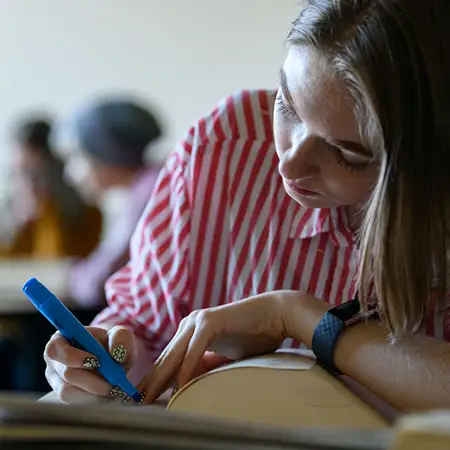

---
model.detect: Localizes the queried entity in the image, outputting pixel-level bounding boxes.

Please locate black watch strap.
[311,298,360,374]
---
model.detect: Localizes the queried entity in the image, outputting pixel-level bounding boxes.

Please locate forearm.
[333,321,450,412]
[281,291,450,412]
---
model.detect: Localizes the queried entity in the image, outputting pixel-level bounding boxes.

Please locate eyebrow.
[278,67,372,158]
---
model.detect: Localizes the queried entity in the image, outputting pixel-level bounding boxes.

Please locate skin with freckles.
[274,47,377,210]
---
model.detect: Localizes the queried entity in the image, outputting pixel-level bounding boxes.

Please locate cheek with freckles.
[274,115,377,208]
[319,162,378,206]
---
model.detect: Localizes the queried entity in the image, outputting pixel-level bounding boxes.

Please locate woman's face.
[274,46,378,209]
[13,146,47,198]
[63,152,104,203]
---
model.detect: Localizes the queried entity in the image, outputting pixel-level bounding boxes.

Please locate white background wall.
[0,0,300,180]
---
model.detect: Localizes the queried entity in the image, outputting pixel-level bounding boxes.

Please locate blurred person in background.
[0,117,103,391]
[0,118,102,259]
[65,98,164,307]
[0,101,162,392]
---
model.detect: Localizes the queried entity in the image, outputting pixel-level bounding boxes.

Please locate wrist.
[279,291,332,347]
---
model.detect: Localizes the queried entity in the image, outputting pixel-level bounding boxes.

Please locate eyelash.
[331,147,368,173]
[276,95,369,173]
[275,96,297,119]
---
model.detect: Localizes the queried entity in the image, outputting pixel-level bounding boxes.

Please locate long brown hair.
[287,0,450,338]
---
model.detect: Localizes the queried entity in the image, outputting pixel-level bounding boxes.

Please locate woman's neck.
[344,205,364,234]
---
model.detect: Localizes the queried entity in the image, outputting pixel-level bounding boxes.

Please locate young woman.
[44,0,450,413]
[0,118,102,258]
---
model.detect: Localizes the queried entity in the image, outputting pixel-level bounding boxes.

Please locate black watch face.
[330,298,360,320]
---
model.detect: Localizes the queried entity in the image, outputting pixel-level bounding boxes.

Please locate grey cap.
[74,98,163,168]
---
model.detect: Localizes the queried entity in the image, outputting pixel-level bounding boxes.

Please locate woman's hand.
[44,325,137,404]
[138,292,293,404]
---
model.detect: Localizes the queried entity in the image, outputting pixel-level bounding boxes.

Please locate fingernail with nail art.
[171,384,179,398]
[109,386,127,399]
[121,391,145,406]
[111,344,127,364]
[82,357,100,370]
[121,395,131,405]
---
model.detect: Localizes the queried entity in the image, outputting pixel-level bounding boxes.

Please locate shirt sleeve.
[92,139,193,361]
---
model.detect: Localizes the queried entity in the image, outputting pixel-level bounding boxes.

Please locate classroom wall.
[0,0,300,186]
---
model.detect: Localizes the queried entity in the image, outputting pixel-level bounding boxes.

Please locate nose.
[278,133,319,181]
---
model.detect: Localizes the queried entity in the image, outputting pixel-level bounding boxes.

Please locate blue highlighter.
[23,278,141,403]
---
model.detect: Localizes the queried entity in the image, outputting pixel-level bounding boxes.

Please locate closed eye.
[275,95,298,120]
[324,140,372,173]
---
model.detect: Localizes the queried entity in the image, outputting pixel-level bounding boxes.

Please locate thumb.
[188,352,232,382]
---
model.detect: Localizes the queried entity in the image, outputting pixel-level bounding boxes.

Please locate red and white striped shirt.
[93,89,450,359]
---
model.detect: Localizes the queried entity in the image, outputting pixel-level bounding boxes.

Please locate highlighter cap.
[23,278,51,309]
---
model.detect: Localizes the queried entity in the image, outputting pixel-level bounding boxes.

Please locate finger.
[137,320,191,403]
[190,352,231,379]
[45,333,101,370]
[46,367,104,405]
[53,361,111,396]
[86,327,110,346]
[137,316,192,404]
[139,325,195,405]
[57,380,104,405]
[107,326,135,371]
[153,317,189,366]
[177,325,211,387]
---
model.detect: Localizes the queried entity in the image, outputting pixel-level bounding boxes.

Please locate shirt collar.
[289,205,354,247]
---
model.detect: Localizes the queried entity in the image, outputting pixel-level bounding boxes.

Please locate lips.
[285,180,319,197]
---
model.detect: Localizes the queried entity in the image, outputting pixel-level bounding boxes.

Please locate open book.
[1,394,450,450]
[0,394,390,450]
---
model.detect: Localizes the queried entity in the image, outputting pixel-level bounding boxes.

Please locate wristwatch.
[311,297,361,375]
